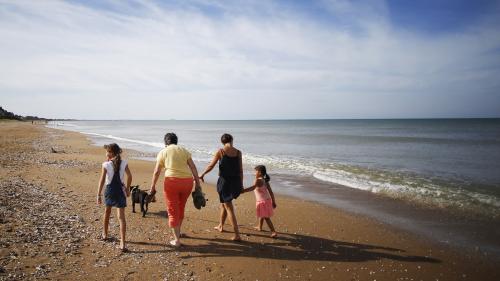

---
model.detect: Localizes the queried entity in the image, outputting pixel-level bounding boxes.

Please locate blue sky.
[387,0,496,32]
[1,0,500,119]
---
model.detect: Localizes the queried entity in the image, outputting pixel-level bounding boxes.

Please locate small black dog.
[130,185,150,217]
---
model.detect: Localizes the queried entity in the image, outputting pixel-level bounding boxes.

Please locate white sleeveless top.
[102,160,128,185]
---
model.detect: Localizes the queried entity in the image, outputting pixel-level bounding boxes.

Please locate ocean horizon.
[62,117,500,121]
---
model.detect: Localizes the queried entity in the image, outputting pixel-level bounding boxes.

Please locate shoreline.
[1,121,499,280]
[47,120,500,220]
[49,122,500,259]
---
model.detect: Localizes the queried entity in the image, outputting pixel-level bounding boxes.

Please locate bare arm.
[200,150,221,182]
[243,178,261,193]
[97,167,106,204]
[150,162,162,193]
[187,158,201,189]
[242,184,256,193]
[125,164,132,197]
[266,182,277,208]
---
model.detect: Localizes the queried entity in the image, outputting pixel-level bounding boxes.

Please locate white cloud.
[0,0,499,119]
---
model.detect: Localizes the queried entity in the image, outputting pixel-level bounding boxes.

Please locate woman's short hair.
[164,133,178,145]
[221,133,233,144]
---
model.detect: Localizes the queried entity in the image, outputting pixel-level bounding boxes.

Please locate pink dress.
[254,179,273,218]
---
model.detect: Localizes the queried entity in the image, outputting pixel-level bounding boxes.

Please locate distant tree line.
[0,106,49,121]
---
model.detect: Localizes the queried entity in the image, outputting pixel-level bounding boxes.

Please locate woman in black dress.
[200,133,242,241]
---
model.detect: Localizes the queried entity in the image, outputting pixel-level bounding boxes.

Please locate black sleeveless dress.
[216,150,242,203]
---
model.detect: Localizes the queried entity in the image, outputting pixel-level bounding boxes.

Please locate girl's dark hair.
[104,143,122,173]
[255,165,270,183]
[164,133,178,145]
[221,133,233,144]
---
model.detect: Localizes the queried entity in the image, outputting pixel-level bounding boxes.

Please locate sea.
[48,119,500,255]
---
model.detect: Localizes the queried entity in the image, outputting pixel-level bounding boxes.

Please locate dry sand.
[1,120,499,281]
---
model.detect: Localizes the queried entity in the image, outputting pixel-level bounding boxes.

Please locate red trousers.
[163,177,193,227]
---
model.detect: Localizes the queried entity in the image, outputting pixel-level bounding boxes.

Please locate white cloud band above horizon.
[1,0,500,119]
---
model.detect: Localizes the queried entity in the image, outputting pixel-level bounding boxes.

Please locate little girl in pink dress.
[243,165,277,238]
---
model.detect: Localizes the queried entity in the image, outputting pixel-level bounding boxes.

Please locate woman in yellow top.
[151,133,202,247]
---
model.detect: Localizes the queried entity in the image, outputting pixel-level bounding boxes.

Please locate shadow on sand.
[148,210,168,218]
[178,228,441,263]
[124,217,440,263]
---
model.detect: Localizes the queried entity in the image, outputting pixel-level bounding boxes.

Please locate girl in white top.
[97,143,132,252]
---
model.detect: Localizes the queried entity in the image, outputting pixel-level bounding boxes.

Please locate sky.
[1,0,500,120]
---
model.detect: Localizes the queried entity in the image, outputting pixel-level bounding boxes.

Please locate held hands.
[199,174,205,183]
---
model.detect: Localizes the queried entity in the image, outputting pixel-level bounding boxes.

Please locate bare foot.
[253,226,262,231]
[169,240,181,248]
[213,225,224,232]
[117,244,128,252]
[270,232,278,238]
[231,235,242,241]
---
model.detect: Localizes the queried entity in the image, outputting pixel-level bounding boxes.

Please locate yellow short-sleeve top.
[156,145,193,178]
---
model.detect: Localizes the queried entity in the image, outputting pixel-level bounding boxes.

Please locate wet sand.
[1,120,499,280]
[272,173,500,258]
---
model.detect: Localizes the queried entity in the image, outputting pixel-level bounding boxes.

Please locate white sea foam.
[313,170,404,193]
[279,180,304,189]
[312,168,500,214]
[83,132,164,148]
[52,122,79,127]
[242,152,500,214]
[82,132,217,161]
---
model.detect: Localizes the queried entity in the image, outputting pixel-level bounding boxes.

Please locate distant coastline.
[0,106,75,122]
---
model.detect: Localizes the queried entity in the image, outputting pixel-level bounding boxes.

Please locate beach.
[1,121,499,281]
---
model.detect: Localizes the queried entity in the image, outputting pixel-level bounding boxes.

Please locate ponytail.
[263,173,271,183]
[113,154,122,174]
